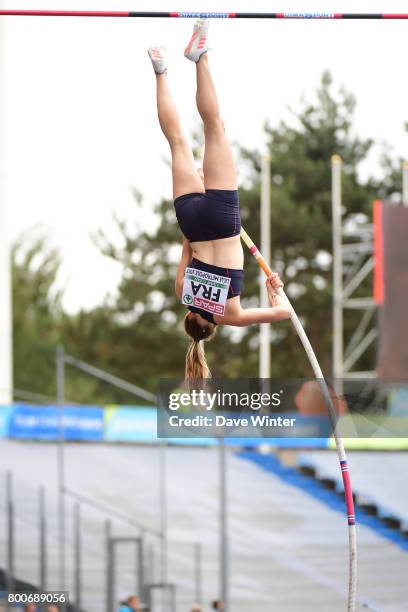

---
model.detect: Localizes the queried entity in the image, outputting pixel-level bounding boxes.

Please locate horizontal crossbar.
[1,10,408,19]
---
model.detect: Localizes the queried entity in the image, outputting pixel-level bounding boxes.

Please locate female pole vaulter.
[148,20,291,380]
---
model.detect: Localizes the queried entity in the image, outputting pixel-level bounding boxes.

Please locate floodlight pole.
[159,441,168,586]
[56,346,66,595]
[403,161,408,206]
[219,437,229,611]
[332,155,343,397]
[259,155,271,378]
[0,0,12,405]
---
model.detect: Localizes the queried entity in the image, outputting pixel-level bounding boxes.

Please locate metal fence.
[0,347,206,611]
[0,468,203,611]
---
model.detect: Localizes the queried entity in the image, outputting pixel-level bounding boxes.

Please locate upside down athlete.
[148,20,291,380]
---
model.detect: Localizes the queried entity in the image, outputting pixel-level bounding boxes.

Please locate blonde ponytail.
[185,339,211,382]
[184,312,216,384]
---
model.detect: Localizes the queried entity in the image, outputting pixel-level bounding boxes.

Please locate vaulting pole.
[0,10,408,19]
[240,226,357,612]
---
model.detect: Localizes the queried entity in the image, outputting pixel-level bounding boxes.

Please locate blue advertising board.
[104,406,157,442]
[8,404,104,441]
[0,405,12,437]
[104,406,220,445]
[0,403,328,447]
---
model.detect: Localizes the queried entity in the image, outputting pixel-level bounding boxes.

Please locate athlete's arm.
[219,274,292,326]
[221,300,291,326]
[175,237,192,299]
[230,303,292,326]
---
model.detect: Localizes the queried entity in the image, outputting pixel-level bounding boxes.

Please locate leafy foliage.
[12,236,62,398]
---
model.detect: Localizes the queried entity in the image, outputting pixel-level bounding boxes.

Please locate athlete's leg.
[149,48,204,200]
[196,54,237,190]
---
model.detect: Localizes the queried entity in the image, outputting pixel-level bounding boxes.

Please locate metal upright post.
[194,542,202,605]
[148,543,155,584]
[105,520,113,612]
[137,534,145,601]
[74,503,82,610]
[330,156,377,382]
[5,471,14,611]
[403,161,408,206]
[39,486,47,590]
[159,442,168,585]
[259,155,271,379]
[331,155,343,397]
[170,584,176,612]
[105,520,114,612]
[219,439,229,611]
[56,346,66,592]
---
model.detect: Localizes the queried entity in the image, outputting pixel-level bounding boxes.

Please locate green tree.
[12,235,137,404]
[12,235,63,397]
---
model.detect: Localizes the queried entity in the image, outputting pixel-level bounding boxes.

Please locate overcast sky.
[3,0,408,312]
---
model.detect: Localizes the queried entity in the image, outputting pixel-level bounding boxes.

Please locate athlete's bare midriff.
[190,234,244,269]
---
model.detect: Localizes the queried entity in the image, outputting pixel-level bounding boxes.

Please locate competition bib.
[182,267,231,317]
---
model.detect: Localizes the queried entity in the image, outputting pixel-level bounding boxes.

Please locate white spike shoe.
[184,19,210,63]
[147,46,168,74]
